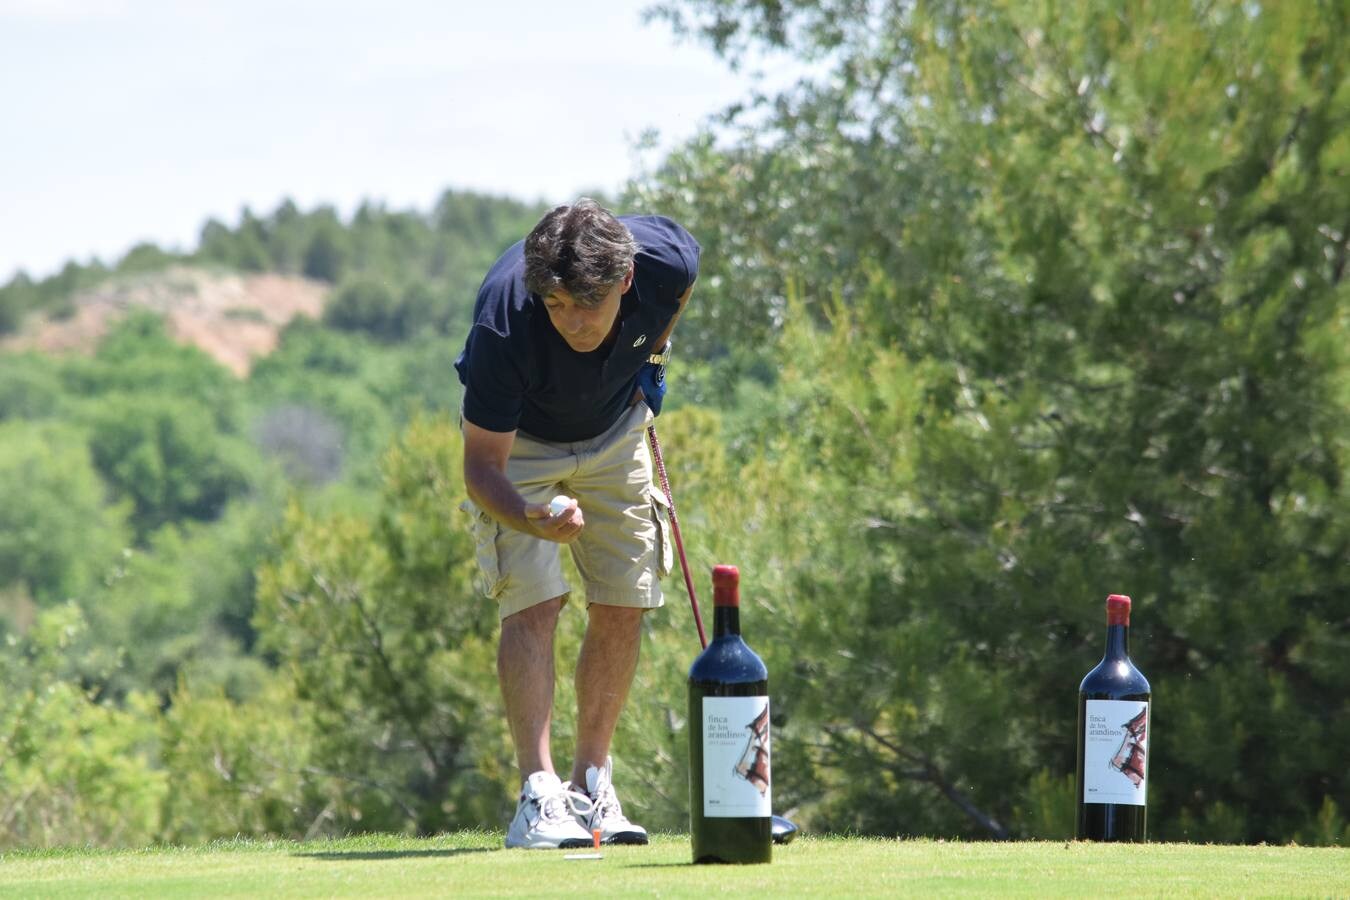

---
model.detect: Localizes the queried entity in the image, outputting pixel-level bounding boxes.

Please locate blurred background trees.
[0,0,1343,848]
[634,0,1348,843]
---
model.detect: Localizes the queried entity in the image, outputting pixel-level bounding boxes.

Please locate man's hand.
[524,498,585,543]
[637,341,670,416]
[464,420,586,542]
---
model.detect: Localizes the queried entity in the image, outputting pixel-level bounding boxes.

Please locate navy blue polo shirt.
[455,215,700,442]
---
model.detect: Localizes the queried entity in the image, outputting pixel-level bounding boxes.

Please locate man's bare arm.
[462,420,583,543]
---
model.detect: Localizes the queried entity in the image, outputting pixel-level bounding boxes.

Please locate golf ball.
[549,495,574,516]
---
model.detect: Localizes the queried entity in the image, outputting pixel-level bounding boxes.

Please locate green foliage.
[322,275,456,342]
[255,418,511,835]
[247,322,402,483]
[1296,797,1350,848]
[192,192,544,335]
[301,217,347,282]
[0,353,63,422]
[0,191,548,848]
[0,421,129,605]
[233,208,272,273]
[1015,771,1076,841]
[62,311,243,417]
[82,394,258,538]
[632,0,1349,846]
[324,274,401,338]
[0,604,165,848]
[2,191,542,342]
[197,218,238,268]
[0,274,29,335]
[118,242,178,275]
[159,676,322,843]
[0,261,108,330]
[0,0,1342,851]
[88,501,284,698]
[44,315,262,539]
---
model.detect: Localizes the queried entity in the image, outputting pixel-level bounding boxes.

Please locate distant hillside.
[0,266,327,377]
[0,191,547,361]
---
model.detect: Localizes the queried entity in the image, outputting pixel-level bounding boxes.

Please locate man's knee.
[501,595,566,641]
[585,603,645,636]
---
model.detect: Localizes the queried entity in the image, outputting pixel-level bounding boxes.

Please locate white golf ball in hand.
[549,495,575,517]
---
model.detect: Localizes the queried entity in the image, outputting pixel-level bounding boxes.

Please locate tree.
[302,220,347,283]
[0,353,63,422]
[62,311,243,418]
[248,321,399,477]
[0,421,129,605]
[197,218,236,268]
[84,500,284,699]
[640,0,1350,842]
[0,603,166,848]
[82,393,256,538]
[265,197,306,273]
[0,271,32,335]
[255,417,510,835]
[235,207,271,272]
[323,275,401,339]
[118,242,176,275]
[158,674,322,843]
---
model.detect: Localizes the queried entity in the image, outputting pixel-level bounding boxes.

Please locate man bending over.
[455,198,697,849]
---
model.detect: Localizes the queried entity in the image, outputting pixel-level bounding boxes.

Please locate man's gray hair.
[524,198,638,307]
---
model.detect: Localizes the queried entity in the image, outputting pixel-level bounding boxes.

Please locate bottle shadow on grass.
[296,849,495,861]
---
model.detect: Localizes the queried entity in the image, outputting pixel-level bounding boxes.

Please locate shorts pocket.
[459,499,506,599]
[648,486,674,578]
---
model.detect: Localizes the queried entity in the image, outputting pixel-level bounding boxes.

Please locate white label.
[1083,700,1149,806]
[702,696,771,817]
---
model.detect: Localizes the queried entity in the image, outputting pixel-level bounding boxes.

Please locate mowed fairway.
[0,833,1345,898]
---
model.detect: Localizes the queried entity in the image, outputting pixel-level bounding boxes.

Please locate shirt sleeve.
[674,223,700,294]
[628,215,702,306]
[460,324,526,433]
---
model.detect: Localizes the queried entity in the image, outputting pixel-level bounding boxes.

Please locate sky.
[0,0,782,282]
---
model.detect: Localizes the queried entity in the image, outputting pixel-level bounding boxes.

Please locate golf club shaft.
[646,423,708,649]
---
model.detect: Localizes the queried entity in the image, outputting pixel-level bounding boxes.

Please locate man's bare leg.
[569,604,644,786]
[499,596,565,782]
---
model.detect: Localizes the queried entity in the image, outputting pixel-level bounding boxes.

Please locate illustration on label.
[1083,699,1148,806]
[702,696,771,817]
[735,704,771,795]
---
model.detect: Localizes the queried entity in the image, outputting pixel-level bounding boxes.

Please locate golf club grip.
[646,424,708,649]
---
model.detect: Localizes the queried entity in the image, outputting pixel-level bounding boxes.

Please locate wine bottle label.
[701,696,771,817]
[1083,699,1149,805]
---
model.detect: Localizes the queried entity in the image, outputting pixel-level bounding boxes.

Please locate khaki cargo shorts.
[460,402,674,620]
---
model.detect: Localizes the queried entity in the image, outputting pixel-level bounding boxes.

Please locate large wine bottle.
[1076,593,1152,841]
[689,565,772,864]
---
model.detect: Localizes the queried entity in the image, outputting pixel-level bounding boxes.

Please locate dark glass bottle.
[1076,594,1152,841]
[689,565,772,864]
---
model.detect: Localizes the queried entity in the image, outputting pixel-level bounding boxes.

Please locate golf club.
[647,422,799,846]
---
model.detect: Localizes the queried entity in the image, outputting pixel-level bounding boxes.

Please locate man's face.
[543,266,634,353]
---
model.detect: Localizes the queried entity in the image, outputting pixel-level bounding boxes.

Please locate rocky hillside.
[0,267,329,377]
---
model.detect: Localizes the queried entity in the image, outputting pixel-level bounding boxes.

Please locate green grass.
[0,833,1345,898]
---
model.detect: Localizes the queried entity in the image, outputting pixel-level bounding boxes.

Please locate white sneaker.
[576,756,649,845]
[504,771,595,849]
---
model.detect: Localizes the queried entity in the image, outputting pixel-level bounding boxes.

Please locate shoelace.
[537,786,593,825]
[590,776,624,823]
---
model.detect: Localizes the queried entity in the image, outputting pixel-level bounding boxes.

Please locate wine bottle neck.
[1104,623,1129,658]
[712,605,741,638]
